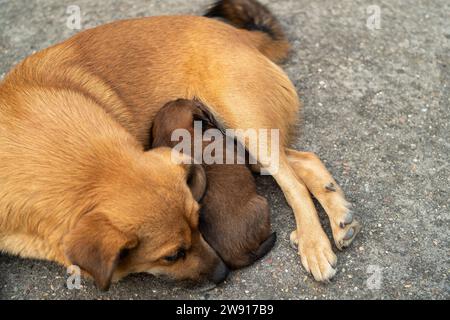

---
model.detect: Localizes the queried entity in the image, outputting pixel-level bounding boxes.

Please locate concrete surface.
[0,0,449,300]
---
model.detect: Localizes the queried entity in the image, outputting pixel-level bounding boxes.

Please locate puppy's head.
[200,187,276,270]
[63,148,228,290]
[150,98,219,149]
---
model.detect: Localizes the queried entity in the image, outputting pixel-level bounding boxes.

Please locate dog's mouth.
[141,259,229,289]
[143,274,225,292]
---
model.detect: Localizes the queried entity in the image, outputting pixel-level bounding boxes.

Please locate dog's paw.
[290,230,337,282]
[321,188,361,250]
[330,210,361,250]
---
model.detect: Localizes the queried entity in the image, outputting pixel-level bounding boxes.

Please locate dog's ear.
[63,212,138,291]
[171,150,207,202]
[187,164,207,202]
[150,148,207,202]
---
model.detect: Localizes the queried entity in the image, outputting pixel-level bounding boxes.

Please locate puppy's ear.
[63,212,138,291]
[192,99,226,134]
[148,122,154,148]
[187,164,207,202]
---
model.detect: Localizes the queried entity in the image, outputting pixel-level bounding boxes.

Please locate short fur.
[151,99,276,269]
[0,0,360,287]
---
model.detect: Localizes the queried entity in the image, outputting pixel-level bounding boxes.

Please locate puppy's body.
[0,0,360,285]
[152,99,276,269]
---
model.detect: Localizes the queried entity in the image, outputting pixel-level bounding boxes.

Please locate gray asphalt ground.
[0,0,449,300]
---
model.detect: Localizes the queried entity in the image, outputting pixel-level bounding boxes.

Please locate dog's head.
[63,147,228,290]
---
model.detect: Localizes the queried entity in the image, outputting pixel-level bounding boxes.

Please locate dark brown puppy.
[151,99,276,269]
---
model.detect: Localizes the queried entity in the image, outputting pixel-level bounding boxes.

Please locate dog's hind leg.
[286,149,361,250]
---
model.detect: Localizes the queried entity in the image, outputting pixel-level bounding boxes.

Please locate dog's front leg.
[267,154,338,281]
[286,148,361,250]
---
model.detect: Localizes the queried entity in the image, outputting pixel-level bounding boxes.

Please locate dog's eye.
[164,248,186,262]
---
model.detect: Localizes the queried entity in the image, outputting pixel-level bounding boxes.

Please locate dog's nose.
[209,259,230,284]
[254,232,277,261]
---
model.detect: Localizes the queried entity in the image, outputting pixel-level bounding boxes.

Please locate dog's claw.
[325,182,336,192]
[343,227,354,240]
[335,220,361,250]
[339,212,353,228]
[289,230,299,250]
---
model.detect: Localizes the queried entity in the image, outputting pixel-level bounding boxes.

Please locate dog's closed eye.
[164,248,186,262]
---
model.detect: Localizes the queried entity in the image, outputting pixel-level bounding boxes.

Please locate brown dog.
[151,99,276,269]
[0,0,360,288]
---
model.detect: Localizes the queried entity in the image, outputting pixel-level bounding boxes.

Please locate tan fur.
[286,149,361,251]
[0,9,360,285]
[0,73,228,290]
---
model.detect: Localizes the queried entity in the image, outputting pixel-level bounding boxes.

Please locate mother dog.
[0,0,360,289]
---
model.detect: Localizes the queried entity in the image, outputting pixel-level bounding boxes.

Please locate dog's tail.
[204,0,290,63]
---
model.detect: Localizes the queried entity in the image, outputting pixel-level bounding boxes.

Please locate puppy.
[151,99,276,269]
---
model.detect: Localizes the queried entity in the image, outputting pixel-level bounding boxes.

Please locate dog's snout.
[254,232,277,261]
[209,259,230,284]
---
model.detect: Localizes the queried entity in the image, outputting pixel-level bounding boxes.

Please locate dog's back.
[3,13,296,148]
